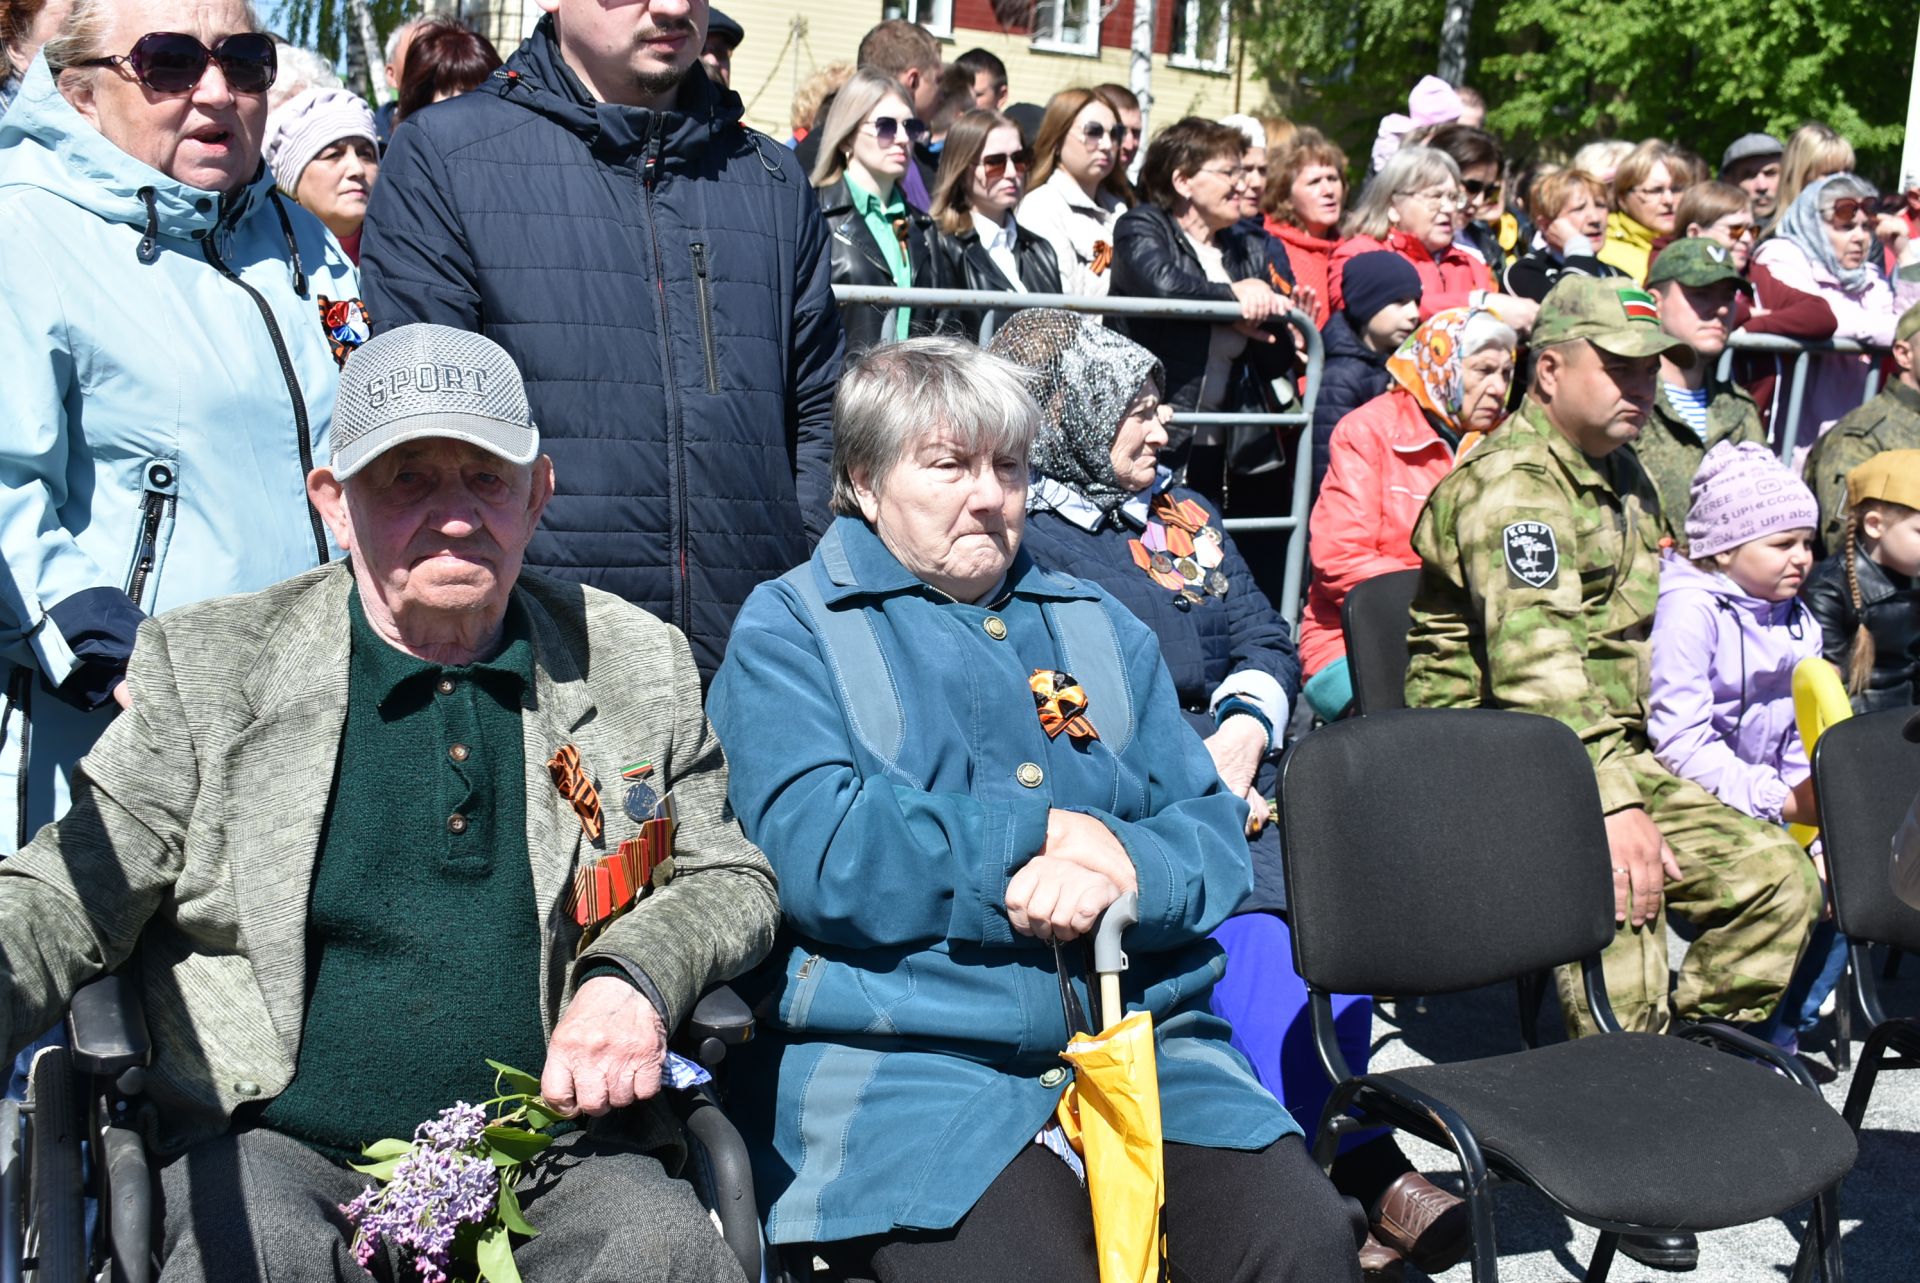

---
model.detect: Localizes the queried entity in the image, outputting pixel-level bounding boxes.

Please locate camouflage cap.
[1532,276,1695,368]
[1897,300,1920,347]
[1646,237,1754,294]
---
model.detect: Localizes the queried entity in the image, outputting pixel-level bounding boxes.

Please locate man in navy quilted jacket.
[361,0,842,680]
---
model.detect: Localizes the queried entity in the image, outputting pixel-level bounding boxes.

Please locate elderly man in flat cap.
[0,323,776,1282]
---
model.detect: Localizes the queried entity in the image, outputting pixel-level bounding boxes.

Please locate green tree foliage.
[278,0,416,96]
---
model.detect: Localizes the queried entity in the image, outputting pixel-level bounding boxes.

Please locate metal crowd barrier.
[831,285,1324,622]
[1718,332,1888,463]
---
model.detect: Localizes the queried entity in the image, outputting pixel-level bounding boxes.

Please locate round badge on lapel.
[624,782,659,824]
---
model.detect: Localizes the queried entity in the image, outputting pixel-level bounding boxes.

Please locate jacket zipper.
[199,237,329,567]
[689,242,720,394]
[642,127,692,637]
[126,489,172,607]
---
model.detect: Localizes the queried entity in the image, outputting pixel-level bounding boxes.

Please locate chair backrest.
[1280,707,1616,997]
[1341,569,1421,715]
[1812,708,1920,952]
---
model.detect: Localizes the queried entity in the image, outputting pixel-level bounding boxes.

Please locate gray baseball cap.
[330,324,539,479]
[1720,132,1784,172]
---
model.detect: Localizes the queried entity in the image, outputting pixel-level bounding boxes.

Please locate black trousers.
[819,1135,1361,1283]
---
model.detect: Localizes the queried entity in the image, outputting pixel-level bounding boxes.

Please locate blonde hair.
[1611,140,1682,212]
[1528,167,1608,222]
[810,66,911,189]
[1843,499,1919,695]
[1570,140,1633,186]
[1776,122,1856,217]
[791,61,852,136]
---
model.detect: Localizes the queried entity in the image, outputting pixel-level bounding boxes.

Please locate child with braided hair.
[1803,450,1920,713]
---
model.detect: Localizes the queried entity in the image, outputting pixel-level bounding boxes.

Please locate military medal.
[1193,527,1224,570]
[1150,550,1176,575]
[624,781,659,824]
[1206,570,1230,597]
[621,758,654,780]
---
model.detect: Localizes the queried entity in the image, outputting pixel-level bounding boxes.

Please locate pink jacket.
[1300,386,1459,675]
[1330,230,1492,322]
[1750,237,1920,449]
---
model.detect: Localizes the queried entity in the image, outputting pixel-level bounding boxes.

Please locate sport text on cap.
[330,324,540,480]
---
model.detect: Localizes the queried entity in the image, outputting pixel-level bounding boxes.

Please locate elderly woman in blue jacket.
[0,1,357,854]
[709,337,1357,1282]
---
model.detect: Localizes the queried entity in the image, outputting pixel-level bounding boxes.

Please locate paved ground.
[1365,941,1920,1282]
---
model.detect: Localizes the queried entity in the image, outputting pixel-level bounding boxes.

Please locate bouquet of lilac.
[340,1061,562,1283]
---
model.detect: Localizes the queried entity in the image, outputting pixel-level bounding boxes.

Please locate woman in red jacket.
[1300,306,1519,719]
[1261,128,1348,329]
[1330,146,1538,336]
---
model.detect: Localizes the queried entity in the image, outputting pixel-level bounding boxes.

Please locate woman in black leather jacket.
[1110,117,1297,415]
[926,109,1062,341]
[809,67,935,354]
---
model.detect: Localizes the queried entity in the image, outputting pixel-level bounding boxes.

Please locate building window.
[1031,0,1100,55]
[1168,0,1230,71]
[882,0,953,38]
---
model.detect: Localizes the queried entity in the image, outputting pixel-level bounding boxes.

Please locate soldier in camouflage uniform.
[1634,238,1770,545]
[1805,300,1920,555]
[1405,276,1818,1040]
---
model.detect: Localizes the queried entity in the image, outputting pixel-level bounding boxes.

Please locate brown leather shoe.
[1371,1171,1472,1274]
[1358,1232,1408,1282]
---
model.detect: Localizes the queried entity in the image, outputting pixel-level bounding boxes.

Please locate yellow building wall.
[720,3,1252,141]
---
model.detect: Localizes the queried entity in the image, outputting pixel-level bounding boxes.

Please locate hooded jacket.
[0,57,355,851]
[1648,555,1820,821]
[360,16,842,679]
[1310,309,1394,497]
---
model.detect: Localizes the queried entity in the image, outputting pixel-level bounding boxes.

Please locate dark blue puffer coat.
[1021,485,1300,913]
[360,16,842,678]
[1310,309,1392,500]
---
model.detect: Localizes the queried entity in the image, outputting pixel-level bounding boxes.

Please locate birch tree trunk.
[1436,0,1470,86]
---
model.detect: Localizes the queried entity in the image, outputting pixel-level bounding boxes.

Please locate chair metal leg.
[1464,1181,1501,1283]
[1832,972,1853,1071]
[1583,1230,1617,1282]
[1839,1021,1905,1130]
[1789,1209,1819,1283]
[1818,1188,1846,1283]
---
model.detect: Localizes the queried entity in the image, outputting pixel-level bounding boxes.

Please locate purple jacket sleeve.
[1648,591,1793,821]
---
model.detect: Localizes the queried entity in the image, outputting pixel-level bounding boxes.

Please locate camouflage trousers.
[1557,749,1821,1038]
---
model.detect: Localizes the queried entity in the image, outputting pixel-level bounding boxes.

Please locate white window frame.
[883,0,953,39]
[1167,0,1230,72]
[1030,0,1102,56]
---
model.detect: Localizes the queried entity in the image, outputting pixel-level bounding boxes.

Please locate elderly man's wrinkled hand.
[1006,854,1125,943]
[541,975,668,1117]
[1042,809,1137,896]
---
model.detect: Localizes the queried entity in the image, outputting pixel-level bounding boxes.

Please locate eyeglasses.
[1401,186,1468,211]
[77,31,277,95]
[1630,183,1680,200]
[864,116,929,148]
[1078,121,1131,146]
[1719,222,1758,241]
[1461,177,1503,201]
[979,148,1033,180]
[1199,165,1253,183]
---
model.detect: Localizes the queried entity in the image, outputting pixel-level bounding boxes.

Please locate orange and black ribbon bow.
[1031,669,1099,742]
[1089,239,1113,276]
[546,743,603,842]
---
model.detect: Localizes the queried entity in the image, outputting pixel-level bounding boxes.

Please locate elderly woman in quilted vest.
[709,337,1357,1283]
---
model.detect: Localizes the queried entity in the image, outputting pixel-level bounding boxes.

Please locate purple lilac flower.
[340,1103,500,1280]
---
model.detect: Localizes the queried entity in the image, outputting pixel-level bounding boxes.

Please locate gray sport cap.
[1720,132,1784,172]
[330,324,539,479]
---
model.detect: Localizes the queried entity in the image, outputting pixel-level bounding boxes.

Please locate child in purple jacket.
[1649,441,1841,1058]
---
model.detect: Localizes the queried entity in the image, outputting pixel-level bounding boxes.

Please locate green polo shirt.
[845,173,913,340]
[260,588,549,1159]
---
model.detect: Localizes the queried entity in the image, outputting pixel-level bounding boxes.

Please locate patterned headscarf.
[1777,173,1880,296]
[1385,306,1482,434]
[989,309,1165,514]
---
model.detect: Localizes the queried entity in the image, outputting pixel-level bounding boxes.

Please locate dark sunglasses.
[79,30,277,95]
[867,115,929,148]
[979,148,1033,180]
[1461,177,1503,200]
[1825,197,1874,230]
[1079,121,1131,145]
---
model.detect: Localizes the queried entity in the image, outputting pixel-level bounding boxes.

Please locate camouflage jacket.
[1632,379,1767,547]
[1805,379,1920,557]
[1405,401,1665,813]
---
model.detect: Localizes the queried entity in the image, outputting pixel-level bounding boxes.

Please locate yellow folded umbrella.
[1790,657,1852,849]
[1052,891,1167,1283]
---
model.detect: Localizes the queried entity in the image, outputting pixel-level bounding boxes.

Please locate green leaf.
[496,1182,539,1238]
[359,1137,412,1161]
[484,1125,555,1163]
[474,1223,523,1283]
[522,1102,565,1131]
[347,1155,405,1180]
[487,1061,543,1097]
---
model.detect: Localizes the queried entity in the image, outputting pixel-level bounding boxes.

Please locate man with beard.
[361,0,842,682]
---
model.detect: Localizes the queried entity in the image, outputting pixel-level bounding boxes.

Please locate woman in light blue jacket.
[0,26,359,853]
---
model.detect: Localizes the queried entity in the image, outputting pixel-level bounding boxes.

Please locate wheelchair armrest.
[673,986,754,1071]
[65,975,151,1079]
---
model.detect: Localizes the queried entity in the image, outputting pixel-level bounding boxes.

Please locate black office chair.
[1339,569,1420,716]
[1811,708,1920,1130]
[0,979,761,1283]
[1280,708,1858,1282]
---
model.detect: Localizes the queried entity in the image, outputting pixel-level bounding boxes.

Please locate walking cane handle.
[1093,890,1138,977]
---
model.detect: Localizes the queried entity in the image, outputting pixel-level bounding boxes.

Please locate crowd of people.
[2,0,1919,1278]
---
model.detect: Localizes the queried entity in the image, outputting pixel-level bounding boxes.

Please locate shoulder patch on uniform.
[1503,521,1559,589]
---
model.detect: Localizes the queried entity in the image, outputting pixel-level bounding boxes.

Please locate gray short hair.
[1462,310,1519,358]
[831,337,1041,516]
[1343,146,1463,241]
[1817,172,1878,210]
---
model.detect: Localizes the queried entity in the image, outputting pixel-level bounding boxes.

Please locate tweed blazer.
[0,561,778,1155]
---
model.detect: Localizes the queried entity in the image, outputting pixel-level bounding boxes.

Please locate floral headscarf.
[1385,306,1483,434]
[1777,173,1880,296]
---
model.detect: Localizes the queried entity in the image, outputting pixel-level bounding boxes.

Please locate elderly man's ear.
[304,455,558,554]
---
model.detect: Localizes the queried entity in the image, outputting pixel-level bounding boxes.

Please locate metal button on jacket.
[1016,762,1044,788]
[233,1080,261,1097]
[983,616,1008,640]
[448,743,471,762]
[448,813,469,835]
[436,678,455,695]
[1039,1067,1067,1088]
